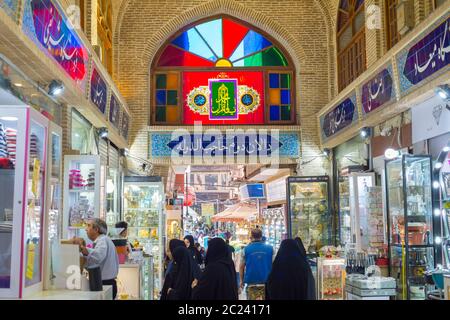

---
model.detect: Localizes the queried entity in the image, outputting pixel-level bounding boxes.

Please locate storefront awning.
[211,203,258,222]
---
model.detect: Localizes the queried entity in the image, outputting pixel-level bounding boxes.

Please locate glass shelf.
[386,155,434,300]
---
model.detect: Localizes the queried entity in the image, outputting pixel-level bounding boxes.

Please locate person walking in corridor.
[192,237,238,300]
[239,228,274,300]
[266,238,316,300]
[165,246,195,300]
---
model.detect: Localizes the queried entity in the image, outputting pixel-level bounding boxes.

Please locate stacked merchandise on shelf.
[69,195,94,227]
[69,169,85,189]
[86,169,95,189]
[5,127,17,166]
[29,133,39,164]
[365,186,385,251]
[261,207,286,252]
[0,123,8,159]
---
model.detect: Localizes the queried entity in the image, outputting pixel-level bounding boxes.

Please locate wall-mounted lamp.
[120,148,129,157]
[322,148,330,157]
[435,84,450,101]
[47,80,64,96]
[360,127,371,138]
[97,127,108,139]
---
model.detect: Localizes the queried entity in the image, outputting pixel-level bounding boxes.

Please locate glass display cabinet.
[317,257,346,300]
[123,176,164,300]
[287,176,332,253]
[0,105,49,298]
[261,206,287,252]
[338,172,376,251]
[63,155,101,239]
[385,155,435,300]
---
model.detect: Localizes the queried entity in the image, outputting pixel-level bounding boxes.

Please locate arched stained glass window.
[152,16,295,125]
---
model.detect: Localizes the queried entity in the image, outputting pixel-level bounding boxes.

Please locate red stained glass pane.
[222,18,249,59]
[158,45,215,67]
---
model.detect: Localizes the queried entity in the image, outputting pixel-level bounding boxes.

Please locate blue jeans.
[236,272,240,288]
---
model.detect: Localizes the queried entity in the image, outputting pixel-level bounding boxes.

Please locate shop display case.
[0,105,49,298]
[338,172,376,251]
[317,257,346,300]
[123,176,164,300]
[287,176,332,252]
[63,155,101,239]
[385,155,435,300]
[116,256,154,300]
[261,206,287,252]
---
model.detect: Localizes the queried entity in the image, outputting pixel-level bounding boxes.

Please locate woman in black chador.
[164,246,195,300]
[265,238,316,300]
[192,237,239,300]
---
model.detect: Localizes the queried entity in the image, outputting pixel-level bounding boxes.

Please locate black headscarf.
[169,239,185,254]
[192,238,238,300]
[184,235,203,265]
[266,239,316,300]
[166,246,194,300]
[294,237,307,257]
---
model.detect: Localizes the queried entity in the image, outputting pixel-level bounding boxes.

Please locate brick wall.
[113,0,334,176]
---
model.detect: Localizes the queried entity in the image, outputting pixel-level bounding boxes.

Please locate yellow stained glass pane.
[269,88,280,105]
[166,106,178,123]
[166,73,178,90]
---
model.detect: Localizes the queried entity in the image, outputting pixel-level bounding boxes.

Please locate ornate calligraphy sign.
[397,16,450,94]
[22,0,88,87]
[361,65,395,115]
[90,66,108,114]
[150,132,299,158]
[209,79,238,120]
[320,93,358,140]
[183,71,264,124]
[109,93,120,128]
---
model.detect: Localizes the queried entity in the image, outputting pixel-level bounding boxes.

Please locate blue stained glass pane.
[229,30,272,62]
[156,90,166,105]
[172,29,217,61]
[281,90,290,104]
[195,19,223,58]
[270,105,280,121]
[269,74,280,88]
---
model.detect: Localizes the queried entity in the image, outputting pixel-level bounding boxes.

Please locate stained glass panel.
[156,74,166,89]
[280,74,290,88]
[195,19,223,58]
[270,105,280,121]
[281,105,291,120]
[234,47,287,67]
[158,45,215,67]
[172,29,217,61]
[281,90,290,104]
[156,106,165,122]
[166,73,178,89]
[222,18,249,58]
[229,30,272,62]
[269,74,280,88]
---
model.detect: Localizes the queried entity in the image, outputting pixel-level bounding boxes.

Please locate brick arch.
[140,0,305,74]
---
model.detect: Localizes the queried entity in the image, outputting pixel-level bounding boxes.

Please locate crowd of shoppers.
[161,228,316,300]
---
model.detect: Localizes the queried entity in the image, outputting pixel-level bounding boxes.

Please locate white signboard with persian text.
[266,177,288,203]
[412,95,450,144]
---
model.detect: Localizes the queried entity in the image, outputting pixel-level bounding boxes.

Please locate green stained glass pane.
[236,47,288,67]
[281,105,291,120]
[156,74,166,89]
[167,90,178,105]
[156,106,166,122]
[280,74,290,88]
